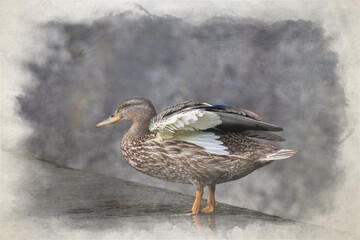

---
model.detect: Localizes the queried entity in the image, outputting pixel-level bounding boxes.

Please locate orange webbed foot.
[201,205,214,213]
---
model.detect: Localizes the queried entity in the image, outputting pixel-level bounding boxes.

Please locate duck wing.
[149,101,221,136]
[201,104,283,131]
[148,101,286,156]
[149,101,295,157]
[149,101,283,134]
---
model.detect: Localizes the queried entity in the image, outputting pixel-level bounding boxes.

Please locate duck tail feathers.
[260,149,299,161]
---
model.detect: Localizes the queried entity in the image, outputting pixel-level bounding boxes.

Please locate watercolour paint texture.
[1,1,359,239]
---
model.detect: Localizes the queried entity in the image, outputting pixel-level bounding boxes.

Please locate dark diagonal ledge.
[8,152,355,239]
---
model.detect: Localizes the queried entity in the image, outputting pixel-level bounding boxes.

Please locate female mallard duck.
[96,97,297,215]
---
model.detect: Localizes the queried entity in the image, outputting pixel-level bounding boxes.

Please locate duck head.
[96,97,156,127]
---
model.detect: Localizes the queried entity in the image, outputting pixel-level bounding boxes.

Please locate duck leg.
[201,184,217,213]
[186,189,203,215]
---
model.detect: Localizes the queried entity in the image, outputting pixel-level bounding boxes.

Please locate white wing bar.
[149,109,222,139]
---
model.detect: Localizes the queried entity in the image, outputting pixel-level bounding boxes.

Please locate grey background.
[17,7,346,219]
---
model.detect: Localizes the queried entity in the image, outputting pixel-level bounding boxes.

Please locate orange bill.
[96,113,122,127]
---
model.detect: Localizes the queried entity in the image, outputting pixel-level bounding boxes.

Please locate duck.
[96,97,298,215]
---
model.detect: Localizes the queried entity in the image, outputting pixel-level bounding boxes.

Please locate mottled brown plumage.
[97,97,297,215]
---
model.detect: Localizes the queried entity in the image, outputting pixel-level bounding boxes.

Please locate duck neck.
[123,120,151,141]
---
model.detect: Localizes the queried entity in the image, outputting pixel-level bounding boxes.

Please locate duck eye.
[111,114,115,118]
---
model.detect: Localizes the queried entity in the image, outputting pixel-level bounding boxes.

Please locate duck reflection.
[191,214,216,231]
